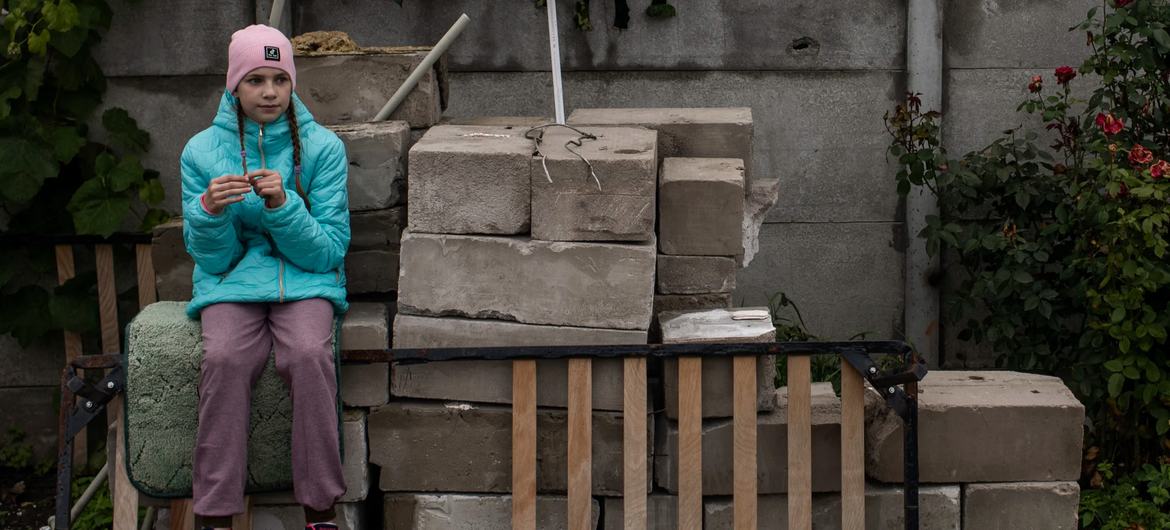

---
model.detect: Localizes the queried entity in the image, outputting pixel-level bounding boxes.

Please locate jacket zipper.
[278,258,285,303]
[259,122,284,302]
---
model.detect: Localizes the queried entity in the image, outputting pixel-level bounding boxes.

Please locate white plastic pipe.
[546,0,566,123]
[268,0,286,28]
[906,0,943,364]
[374,14,471,122]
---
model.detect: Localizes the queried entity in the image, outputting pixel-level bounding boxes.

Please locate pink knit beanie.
[226,24,296,91]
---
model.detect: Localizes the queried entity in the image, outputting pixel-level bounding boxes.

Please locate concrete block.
[328,121,411,211]
[944,0,1095,69]
[704,485,962,529]
[249,411,369,504]
[340,302,390,350]
[963,482,1080,530]
[659,158,746,256]
[443,116,552,127]
[350,207,406,250]
[152,219,192,301]
[368,402,651,494]
[602,494,678,530]
[344,248,398,295]
[866,371,1084,483]
[0,334,63,387]
[656,255,737,294]
[392,314,645,409]
[295,0,902,71]
[94,0,251,76]
[655,385,841,494]
[735,222,904,340]
[742,177,782,267]
[659,307,775,344]
[246,502,365,530]
[653,293,732,316]
[398,231,656,330]
[531,126,658,241]
[0,386,59,461]
[341,363,388,407]
[385,494,599,530]
[296,52,442,127]
[569,108,753,184]
[98,76,225,213]
[407,125,534,235]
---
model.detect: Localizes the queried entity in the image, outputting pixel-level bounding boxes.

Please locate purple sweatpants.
[193,298,345,523]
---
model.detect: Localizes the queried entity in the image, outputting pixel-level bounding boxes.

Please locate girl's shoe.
[305,523,338,530]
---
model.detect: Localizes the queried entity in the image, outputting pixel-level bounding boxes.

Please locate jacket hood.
[212,90,316,141]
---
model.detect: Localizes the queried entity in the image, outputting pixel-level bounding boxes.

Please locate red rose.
[1114,0,1133,7]
[1055,66,1077,85]
[1129,144,1154,165]
[1028,75,1043,93]
[1096,113,1124,135]
[1152,160,1169,179]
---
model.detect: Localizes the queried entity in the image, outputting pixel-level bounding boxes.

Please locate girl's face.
[233,67,292,123]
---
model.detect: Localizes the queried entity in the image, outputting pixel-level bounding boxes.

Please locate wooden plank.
[232,496,253,530]
[512,360,537,530]
[787,355,812,530]
[840,358,866,530]
[567,358,592,530]
[169,499,194,530]
[733,356,758,530]
[623,357,647,530]
[95,244,119,354]
[111,397,138,530]
[55,244,86,468]
[135,243,157,309]
[678,356,703,530]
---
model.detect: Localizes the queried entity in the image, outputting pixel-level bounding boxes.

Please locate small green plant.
[767,291,878,394]
[1080,461,1170,529]
[0,428,34,469]
[70,474,113,530]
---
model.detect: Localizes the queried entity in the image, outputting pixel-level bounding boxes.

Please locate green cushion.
[123,301,339,498]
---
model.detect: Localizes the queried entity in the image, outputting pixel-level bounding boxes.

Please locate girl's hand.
[203,175,252,215]
[248,169,287,209]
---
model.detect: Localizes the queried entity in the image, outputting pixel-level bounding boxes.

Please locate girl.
[180,24,349,530]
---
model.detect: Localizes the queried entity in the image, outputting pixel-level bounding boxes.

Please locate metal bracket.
[55,359,125,530]
[840,349,927,422]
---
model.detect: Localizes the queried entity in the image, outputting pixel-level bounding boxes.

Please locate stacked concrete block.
[530,126,658,241]
[385,494,599,530]
[338,302,390,407]
[368,401,651,495]
[296,51,444,128]
[963,482,1080,530]
[329,121,411,211]
[703,485,962,529]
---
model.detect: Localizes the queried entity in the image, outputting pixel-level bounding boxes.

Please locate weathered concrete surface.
[341,363,388,407]
[653,293,732,317]
[736,222,904,340]
[443,116,552,127]
[656,255,737,295]
[236,502,364,530]
[0,387,58,460]
[407,126,534,235]
[602,495,678,530]
[963,482,1080,530]
[943,0,1096,69]
[98,76,225,213]
[296,52,442,127]
[152,219,192,301]
[659,158,746,256]
[369,402,651,494]
[385,494,599,530]
[295,1,904,71]
[742,177,783,267]
[397,231,656,330]
[350,207,406,250]
[570,108,753,183]
[340,302,390,350]
[866,371,1084,483]
[95,0,252,76]
[392,314,645,409]
[0,335,63,387]
[250,410,369,504]
[328,121,411,211]
[344,248,398,295]
[655,385,841,494]
[704,485,962,529]
[660,307,776,344]
[531,126,658,242]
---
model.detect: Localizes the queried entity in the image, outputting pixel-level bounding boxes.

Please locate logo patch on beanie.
[263,46,280,61]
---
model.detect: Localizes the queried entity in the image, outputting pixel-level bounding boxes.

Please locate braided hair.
[234,99,310,211]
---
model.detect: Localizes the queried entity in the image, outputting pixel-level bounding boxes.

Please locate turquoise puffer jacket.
[180,91,350,318]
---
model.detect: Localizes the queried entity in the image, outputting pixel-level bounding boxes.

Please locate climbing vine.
[533,0,676,30]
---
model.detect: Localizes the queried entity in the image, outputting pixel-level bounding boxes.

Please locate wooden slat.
[678,356,703,530]
[95,244,119,354]
[232,496,253,530]
[787,355,812,530]
[169,499,194,530]
[512,360,537,530]
[840,358,866,530]
[55,244,86,468]
[111,397,138,530]
[135,244,157,309]
[623,357,647,530]
[567,358,592,530]
[733,356,758,530]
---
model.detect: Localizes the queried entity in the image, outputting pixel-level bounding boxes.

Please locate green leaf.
[107,155,143,192]
[1153,28,1170,51]
[0,86,21,120]
[139,208,171,232]
[49,273,98,334]
[1111,307,1126,323]
[1142,384,1157,404]
[1108,373,1125,397]
[67,178,130,237]
[0,137,58,203]
[1015,191,1031,209]
[27,30,50,55]
[49,26,87,57]
[1147,364,1161,382]
[1014,270,1034,284]
[101,108,150,153]
[48,126,85,163]
[1124,365,1141,380]
[1105,359,1124,372]
[139,177,164,205]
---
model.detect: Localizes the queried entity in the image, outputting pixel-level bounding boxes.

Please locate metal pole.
[546,0,566,123]
[373,14,471,122]
[904,381,920,530]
